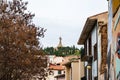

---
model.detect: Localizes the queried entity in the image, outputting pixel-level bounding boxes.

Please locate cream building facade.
[63,55,84,80]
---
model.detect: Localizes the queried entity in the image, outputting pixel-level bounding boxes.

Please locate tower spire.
[57,37,63,48]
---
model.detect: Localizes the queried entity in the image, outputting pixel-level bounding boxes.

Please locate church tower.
[57,37,63,48]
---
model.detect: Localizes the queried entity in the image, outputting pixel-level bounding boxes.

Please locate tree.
[0,0,47,80]
[44,46,81,56]
[44,47,54,55]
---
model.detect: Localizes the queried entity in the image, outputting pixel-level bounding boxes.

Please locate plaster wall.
[71,61,79,80]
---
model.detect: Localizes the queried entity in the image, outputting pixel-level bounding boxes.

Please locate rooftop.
[77,12,108,44]
[49,64,65,70]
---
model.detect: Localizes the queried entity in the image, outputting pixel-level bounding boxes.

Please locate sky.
[25,0,108,48]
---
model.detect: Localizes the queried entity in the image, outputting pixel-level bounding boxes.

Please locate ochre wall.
[112,0,120,16]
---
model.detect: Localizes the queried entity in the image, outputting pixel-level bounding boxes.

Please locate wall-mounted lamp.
[87,56,93,69]
[87,63,92,69]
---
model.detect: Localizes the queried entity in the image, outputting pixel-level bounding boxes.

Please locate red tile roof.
[49,64,65,70]
[54,74,65,78]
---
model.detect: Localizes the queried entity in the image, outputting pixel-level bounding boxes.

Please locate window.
[57,63,60,65]
[49,71,54,75]
[58,70,61,74]
[94,76,98,80]
[84,42,87,55]
[94,44,97,61]
[89,37,92,55]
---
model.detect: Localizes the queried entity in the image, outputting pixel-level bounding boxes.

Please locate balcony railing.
[81,48,88,61]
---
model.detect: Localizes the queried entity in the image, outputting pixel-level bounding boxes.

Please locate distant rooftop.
[77,11,108,44]
[49,64,65,70]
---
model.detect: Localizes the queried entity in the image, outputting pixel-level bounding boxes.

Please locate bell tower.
[57,37,63,48]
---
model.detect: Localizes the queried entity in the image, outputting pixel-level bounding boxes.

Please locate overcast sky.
[25,0,108,48]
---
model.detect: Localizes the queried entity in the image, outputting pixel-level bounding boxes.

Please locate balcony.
[81,48,93,62]
[81,48,88,61]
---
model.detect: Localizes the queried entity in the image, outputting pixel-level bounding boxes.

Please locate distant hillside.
[43,46,83,57]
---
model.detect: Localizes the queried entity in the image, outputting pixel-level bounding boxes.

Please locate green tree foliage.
[44,46,81,56]
[0,0,47,80]
[44,47,54,55]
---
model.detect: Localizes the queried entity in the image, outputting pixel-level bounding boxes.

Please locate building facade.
[78,12,108,80]
[46,55,65,80]
[63,58,84,80]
